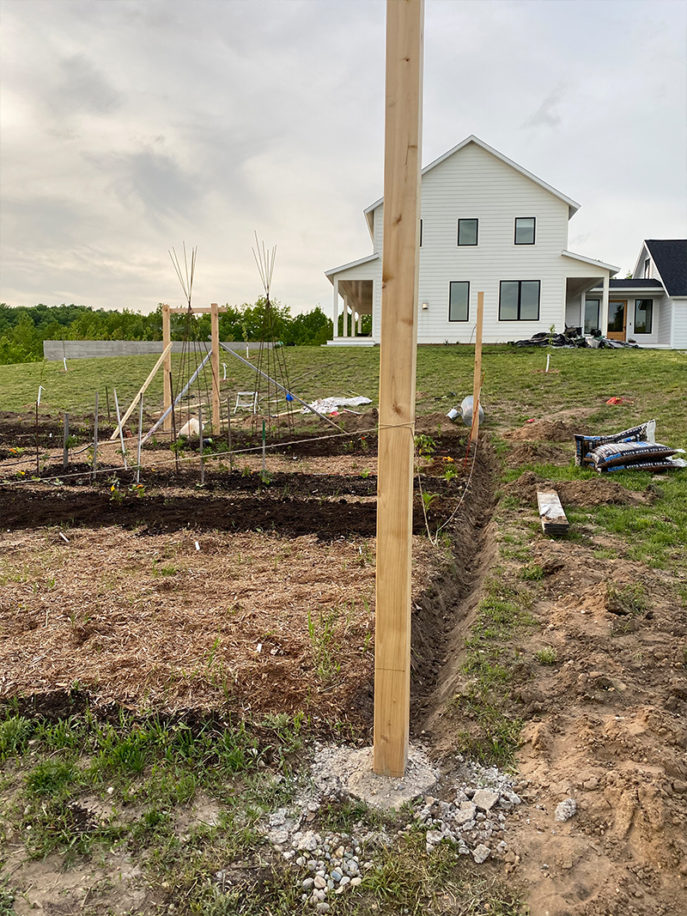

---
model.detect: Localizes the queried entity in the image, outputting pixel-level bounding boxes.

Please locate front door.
[607,299,627,340]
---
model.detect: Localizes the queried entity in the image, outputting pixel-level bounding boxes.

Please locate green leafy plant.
[414,434,437,458]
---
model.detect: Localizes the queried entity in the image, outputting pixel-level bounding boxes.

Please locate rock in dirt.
[555,798,578,822]
[472,843,491,864]
[473,789,500,812]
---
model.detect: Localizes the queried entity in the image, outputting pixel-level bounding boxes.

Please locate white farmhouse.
[326,135,620,345]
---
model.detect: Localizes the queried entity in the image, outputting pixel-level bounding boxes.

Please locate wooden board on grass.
[537,490,569,536]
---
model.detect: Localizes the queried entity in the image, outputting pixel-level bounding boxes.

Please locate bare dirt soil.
[2,407,686,915]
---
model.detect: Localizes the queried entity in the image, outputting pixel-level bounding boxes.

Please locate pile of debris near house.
[575,420,686,473]
[510,326,638,349]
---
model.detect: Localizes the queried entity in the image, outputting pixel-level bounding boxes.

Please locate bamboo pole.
[162,304,172,432]
[211,302,221,435]
[469,291,484,448]
[105,386,111,424]
[110,343,173,440]
[35,402,40,476]
[373,0,424,779]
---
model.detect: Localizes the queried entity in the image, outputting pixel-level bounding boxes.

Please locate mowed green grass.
[1,346,685,441]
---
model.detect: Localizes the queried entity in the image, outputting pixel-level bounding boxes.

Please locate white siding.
[368,141,605,343]
[672,298,687,348]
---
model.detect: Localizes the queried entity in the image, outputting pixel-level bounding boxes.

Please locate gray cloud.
[1,0,685,313]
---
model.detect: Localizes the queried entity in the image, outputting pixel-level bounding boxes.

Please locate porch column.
[332,279,339,339]
[344,300,349,338]
[600,274,610,337]
[352,311,357,337]
[358,314,363,335]
[579,292,586,331]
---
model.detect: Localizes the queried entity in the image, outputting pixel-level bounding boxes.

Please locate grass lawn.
[1,343,686,916]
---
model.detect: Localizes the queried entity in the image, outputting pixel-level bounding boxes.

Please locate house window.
[449,281,470,322]
[634,299,653,334]
[514,217,536,245]
[584,299,600,334]
[499,280,540,320]
[643,258,651,278]
[457,219,478,246]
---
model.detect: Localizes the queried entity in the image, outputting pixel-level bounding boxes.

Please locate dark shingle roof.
[589,279,662,291]
[609,279,663,289]
[645,239,687,296]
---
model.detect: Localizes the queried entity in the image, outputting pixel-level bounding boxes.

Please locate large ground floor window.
[449,281,470,321]
[634,299,653,334]
[499,280,540,320]
[585,298,600,334]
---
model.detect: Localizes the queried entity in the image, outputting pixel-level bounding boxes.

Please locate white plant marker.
[37,385,45,406]
[222,363,227,380]
[546,354,551,373]
[63,357,68,372]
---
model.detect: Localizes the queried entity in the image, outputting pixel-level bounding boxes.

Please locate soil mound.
[507,441,567,466]
[506,418,583,443]
[505,470,648,508]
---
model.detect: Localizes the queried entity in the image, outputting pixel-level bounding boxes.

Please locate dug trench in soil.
[410,442,498,729]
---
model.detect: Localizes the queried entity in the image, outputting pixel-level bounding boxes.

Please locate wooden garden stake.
[136,396,143,484]
[105,386,111,424]
[162,303,172,432]
[374,0,424,778]
[262,420,266,476]
[169,372,179,475]
[62,413,69,470]
[227,397,233,470]
[199,404,205,486]
[469,291,484,448]
[35,401,40,476]
[113,389,128,469]
[92,392,99,481]
[211,302,221,435]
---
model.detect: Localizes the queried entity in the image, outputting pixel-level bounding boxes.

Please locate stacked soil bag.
[575,421,686,473]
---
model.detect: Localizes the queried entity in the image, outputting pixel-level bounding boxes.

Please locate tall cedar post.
[373,0,424,778]
[162,303,172,432]
[210,302,221,434]
[469,291,485,447]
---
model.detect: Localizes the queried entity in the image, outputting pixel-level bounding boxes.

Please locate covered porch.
[562,250,617,336]
[325,254,378,346]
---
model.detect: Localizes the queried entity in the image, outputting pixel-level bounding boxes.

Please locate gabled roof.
[645,240,687,296]
[363,135,581,234]
[325,253,379,280]
[561,250,619,274]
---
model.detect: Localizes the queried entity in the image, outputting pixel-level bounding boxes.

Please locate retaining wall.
[43,340,268,360]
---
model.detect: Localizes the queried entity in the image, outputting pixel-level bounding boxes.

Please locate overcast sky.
[1,0,685,316]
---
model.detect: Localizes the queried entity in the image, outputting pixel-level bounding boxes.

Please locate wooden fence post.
[374,0,424,778]
[469,291,484,447]
[162,304,172,433]
[211,303,221,435]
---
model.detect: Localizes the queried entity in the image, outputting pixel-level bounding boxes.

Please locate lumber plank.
[373,0,424,779]
[109,342,173,440]
[537,490,569,535]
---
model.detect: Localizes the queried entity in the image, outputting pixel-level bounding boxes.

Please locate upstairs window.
[515,217,536,245]
[449,281,470,321]
[634,299,653,334]
[457,219,478,246]
[499,280,540,320]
